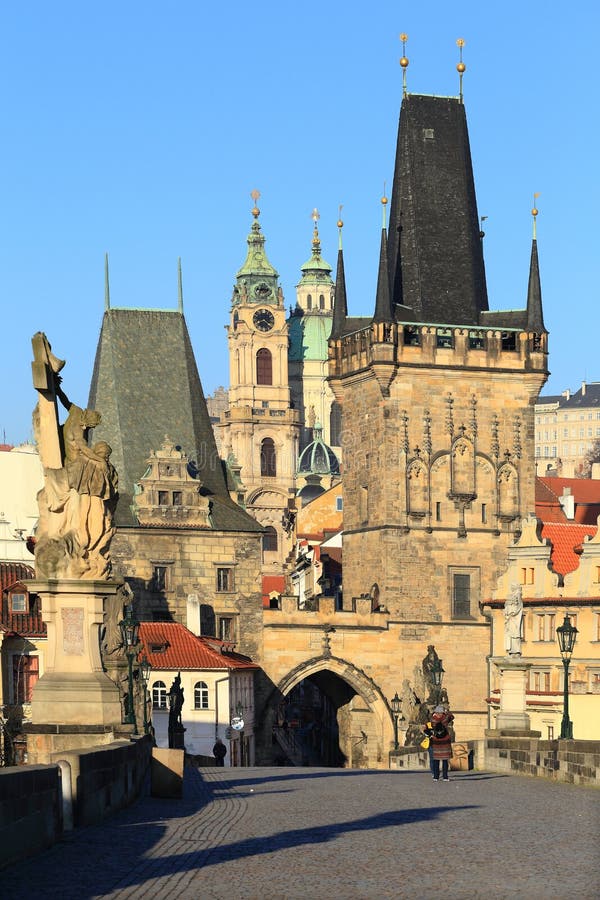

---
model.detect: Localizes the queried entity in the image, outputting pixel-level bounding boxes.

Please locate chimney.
[562,388,571,401]
[559,488,575,520]
[581,381,586,396]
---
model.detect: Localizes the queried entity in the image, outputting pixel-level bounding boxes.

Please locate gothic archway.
[258,655,392,769]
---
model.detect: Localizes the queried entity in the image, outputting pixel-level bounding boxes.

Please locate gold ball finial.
[456,38,465,48]
[532,207,538,217]
[250,188,261,219]
[337,219,344,229]
[399,32,409,69]
[381,195,388,205]
[457,62,466,73]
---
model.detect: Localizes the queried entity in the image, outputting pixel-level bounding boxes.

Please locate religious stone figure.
[504,583,524,656]
[31,332,118,580]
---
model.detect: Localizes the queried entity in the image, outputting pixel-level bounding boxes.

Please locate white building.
[138,621,258,766]
[0,444,43,563]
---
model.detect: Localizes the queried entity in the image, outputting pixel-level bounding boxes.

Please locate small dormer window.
[11,592,27,613]
[158,490,169,506]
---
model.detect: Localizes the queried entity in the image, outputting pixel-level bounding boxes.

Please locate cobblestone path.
[2,766,598,899]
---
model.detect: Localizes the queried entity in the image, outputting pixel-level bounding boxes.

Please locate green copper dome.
[288,313,332,362]
[297,424,340,476]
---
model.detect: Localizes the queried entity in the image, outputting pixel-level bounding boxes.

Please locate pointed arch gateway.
[260,655,393,769]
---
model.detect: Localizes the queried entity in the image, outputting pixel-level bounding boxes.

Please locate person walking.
[423,705,454,781]
[213,737,227,767]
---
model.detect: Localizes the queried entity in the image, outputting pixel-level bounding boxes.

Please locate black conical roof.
[372,226,393,323]
[526,239,546,333]
[387,94,488,325]
[330,248,348,339]
[88,308,262,532]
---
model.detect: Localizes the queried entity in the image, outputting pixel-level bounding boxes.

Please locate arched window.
[256,348,272,385]
[261,438,276,476]
[152,680,167,709]
[307,294,312,310]
[319,293,325,309]
[194,681,209,710]
[262,526,278,553]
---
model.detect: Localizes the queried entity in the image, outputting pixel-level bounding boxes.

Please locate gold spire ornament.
[456,38,466,102]
[251,188,261,218]
[382,182,388,229]
[312,208,321,247]
[532,193,540,240]
[337,204,344,249]
[399,33,409,96]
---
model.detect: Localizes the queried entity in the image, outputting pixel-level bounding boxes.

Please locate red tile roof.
[138,621,258,671]
[0,562,35,593]
[539,476,600,525]
[540,522,597,575]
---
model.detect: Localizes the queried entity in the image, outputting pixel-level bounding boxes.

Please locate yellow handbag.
[420,735,430,749]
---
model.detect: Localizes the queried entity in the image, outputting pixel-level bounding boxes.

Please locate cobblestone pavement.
[2,766,598,900]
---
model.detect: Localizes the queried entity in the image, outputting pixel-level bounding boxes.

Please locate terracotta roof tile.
[540,522,597,575]
[138,622,258,671]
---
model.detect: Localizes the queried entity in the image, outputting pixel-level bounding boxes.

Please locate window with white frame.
[152,680,167,709]
[528,669,551,692]
[194,681,209,709]
[10,592,27,613]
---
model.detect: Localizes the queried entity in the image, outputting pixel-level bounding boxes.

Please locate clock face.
[254,282,272,299]
[253,308,275,332]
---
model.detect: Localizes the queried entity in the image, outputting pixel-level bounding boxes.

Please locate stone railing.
[0,735,152,869]
[484,734,600,785]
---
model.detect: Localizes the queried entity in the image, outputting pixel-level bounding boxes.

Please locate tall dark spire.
[387,94,488,325]
[372,197,393,323]
[330,216,348,339]
[526,207,546,333]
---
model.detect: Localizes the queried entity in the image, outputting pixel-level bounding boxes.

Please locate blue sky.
[1,2,598,444]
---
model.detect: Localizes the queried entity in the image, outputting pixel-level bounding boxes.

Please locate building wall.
[535,383,600,477]
[111,527,263,664]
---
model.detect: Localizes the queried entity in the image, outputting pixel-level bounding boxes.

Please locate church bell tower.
[220,192,300,574]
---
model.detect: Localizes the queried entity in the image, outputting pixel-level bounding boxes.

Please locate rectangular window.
[158,490,169,506]
[452,574,471,618]
[172,491,182,506]
[468,331,485,350]
[218,616,234,641]
[436,328,453,349]
[529,670,551,692]
[217,567,233,592]
[10,593,27,613]
[359,485,368,524]
[12,654,39,703]
[535,613,555,642]
[403,325,420,346]
[152,565,170,592]
[336,496,343,511]
[481,503,487,524]
[436,501,442,522]
[547,725,554,740]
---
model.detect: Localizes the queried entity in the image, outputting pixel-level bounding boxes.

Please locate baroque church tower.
[219,194,300,574]
[287,211,340,456]
[327,55,549,736]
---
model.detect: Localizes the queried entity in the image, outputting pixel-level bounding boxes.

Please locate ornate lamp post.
[431,658,445,705]
[119,605,140,734]
[556,614,578,740]
[139,655,152,735]
[390,692,402,750]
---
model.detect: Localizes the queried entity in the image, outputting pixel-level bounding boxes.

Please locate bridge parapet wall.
[484,735,600,785]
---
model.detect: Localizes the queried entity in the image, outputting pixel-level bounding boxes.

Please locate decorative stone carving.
[31,332,118,580]
[504,583,523,656]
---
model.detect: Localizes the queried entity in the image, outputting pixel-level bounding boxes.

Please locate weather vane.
[250,188,261,218]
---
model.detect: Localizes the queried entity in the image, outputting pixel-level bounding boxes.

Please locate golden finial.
[399,33,409,96]
[456,38,466,102]
[312,208,321,247]
[532,193,540,239]
[337,204,344,249]
[250,188,261,218]
[381,182,388,230]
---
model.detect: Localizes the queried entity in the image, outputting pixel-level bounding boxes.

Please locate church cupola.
[232,190,282,308]
[295,209,333,314]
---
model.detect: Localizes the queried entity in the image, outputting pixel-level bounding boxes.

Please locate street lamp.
[556,613,578,740]
[390,692,402,750]
[119,605,140,734]
[431,658,445,705]
[139,655,152,735]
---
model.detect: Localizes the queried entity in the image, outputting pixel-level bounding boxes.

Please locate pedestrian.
[213,737,227,767]
[423,705,454,781]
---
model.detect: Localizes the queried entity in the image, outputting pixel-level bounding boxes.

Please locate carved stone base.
[491,656,532,732]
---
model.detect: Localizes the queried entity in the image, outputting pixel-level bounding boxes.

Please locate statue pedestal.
[492,656,532,731]
[28,579,123,761]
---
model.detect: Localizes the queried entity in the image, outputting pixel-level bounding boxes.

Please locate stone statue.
[504,584,523,656]
[422,644,440,702]
[31,332,118,580]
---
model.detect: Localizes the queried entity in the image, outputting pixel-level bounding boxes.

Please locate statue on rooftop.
[504,583,523,657]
